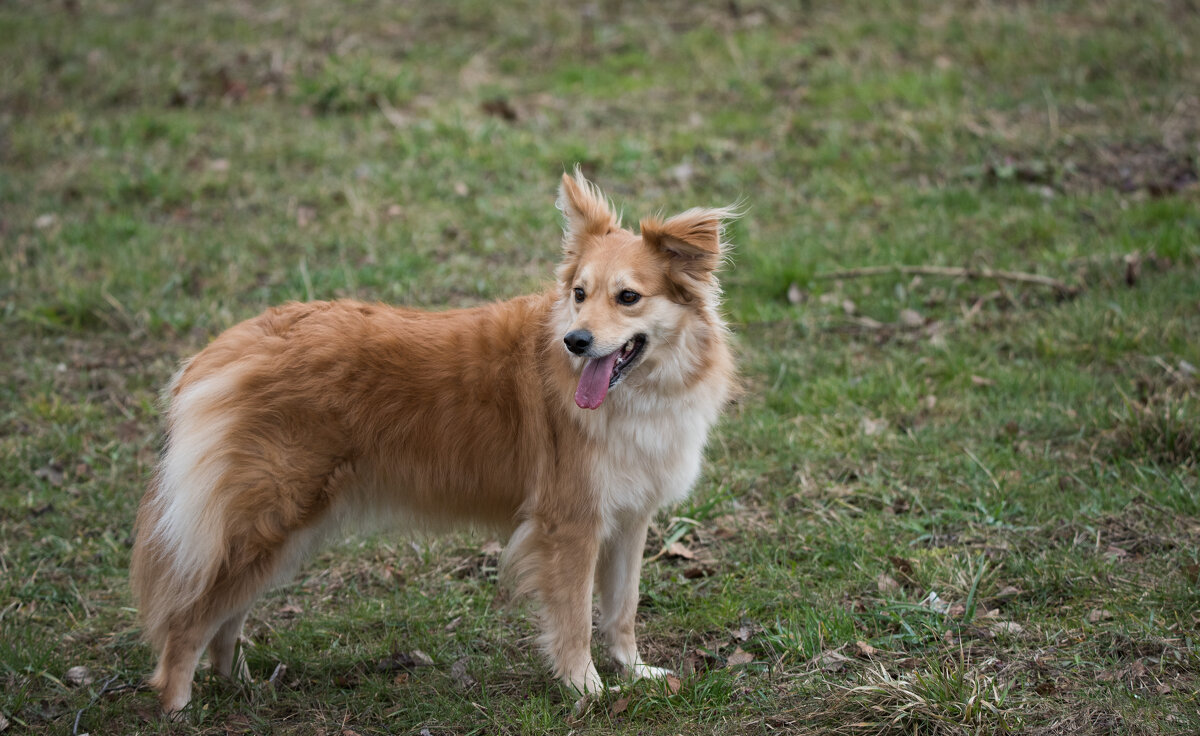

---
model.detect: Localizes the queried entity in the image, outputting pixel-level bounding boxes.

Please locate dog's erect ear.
[640,207,736,295]
[557,168,619,249]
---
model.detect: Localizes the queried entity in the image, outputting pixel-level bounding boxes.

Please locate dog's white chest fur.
[580,387,725,536]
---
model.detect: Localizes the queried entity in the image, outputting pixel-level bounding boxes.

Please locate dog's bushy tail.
[130,473,176,650]
[498,518,540,603]
[130,369,235,650]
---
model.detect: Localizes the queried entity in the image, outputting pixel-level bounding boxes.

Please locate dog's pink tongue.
[575,352,620,409]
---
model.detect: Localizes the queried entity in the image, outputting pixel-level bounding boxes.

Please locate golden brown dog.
[131,170,736,714]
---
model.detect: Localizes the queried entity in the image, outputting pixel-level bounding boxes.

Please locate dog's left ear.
[641,207,736,292]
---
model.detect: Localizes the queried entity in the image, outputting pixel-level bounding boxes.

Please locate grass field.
[2,1,1199,733]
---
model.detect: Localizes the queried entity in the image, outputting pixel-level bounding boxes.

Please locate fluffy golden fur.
[130,171,737,714]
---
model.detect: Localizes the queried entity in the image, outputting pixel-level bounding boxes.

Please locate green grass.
[2,0,1198,733]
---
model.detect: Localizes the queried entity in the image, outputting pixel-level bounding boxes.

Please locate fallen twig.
[73,675,120,736]
[815,265,1078,296]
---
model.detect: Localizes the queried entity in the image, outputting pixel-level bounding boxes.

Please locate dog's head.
[554,169,736,410]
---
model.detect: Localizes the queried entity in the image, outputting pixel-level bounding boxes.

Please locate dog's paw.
[564,659,604,695]
[627,663,673,682]
[581,660,604,693]
[159,698,190,721]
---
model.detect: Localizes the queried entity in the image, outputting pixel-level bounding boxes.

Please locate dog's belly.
[356,449,532,529]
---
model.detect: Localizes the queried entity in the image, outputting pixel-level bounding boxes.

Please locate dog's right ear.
[556,168,619,253]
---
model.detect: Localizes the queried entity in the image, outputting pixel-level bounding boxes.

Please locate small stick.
[73,674,120,736]
[815,265,1078,296]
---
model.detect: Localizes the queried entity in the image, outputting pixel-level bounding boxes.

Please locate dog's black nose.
[564,329,593,356]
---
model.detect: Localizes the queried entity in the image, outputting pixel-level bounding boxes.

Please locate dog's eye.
[617,290,641,305]
[573,287,585,303]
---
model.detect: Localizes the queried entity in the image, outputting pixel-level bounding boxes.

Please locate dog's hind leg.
[207,605,251,682]
[152,612,222,716]
[597,512,670,681]
[151,535,288,715]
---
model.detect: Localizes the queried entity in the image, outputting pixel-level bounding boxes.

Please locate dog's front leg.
[534,517,604,694]
[597,512,671,681]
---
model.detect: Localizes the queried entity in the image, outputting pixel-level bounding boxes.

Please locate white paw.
[160,696,190,719]
[628,662,673,681]
[567,659,604,694]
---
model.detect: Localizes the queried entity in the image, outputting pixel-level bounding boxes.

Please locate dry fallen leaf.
[568,694,593,722]
[34,463,65,487]
[710,525,736,540]
[682,648,719,676]
[609,696,630,716]
[726,647,754,667]
[449,657,477,691]
[989,621,1024,636]
[664,674,682,694]
[817,649,850,672]
[1186,564,1200,584]
[480,97,518,122]
[899,308,924,328]
[480,540,503,556]
[853,640,876,658]
[861,417,888,436]
[876,572,902,596]
[888,556,915,578]
[666,542,696,560]
[970,374,995,387]
[296,206,316,228]
[64,665,93,687]
[375,649,434,673]
[1087,609,1112,623]
[410,649,434,667]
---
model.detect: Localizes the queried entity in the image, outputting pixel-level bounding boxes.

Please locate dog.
[130,170,737,714]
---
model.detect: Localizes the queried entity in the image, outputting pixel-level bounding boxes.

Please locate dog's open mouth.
[574,334,647,410]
